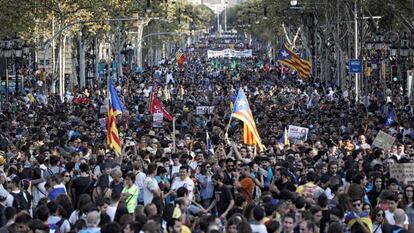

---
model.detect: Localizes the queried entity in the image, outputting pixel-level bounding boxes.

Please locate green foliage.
[225,0,414,44]
[0,0,213,48]
[142,0,214,47]
[225,0,287,41]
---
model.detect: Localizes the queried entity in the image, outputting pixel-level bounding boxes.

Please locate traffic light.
[1,79,5,89]
[391,65,398,81]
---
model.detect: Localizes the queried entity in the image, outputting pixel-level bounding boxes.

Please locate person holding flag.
[385,108,398,126]
[277,44,312,79]
[148,90,173,122]
[227,88,265,151]
[107,79,124,156]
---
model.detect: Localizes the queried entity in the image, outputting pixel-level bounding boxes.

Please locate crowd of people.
[0,34,413,233]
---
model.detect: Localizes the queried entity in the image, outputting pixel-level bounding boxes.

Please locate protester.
[1,32,414,233]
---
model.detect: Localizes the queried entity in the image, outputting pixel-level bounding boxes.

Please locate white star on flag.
[237,99,246,108]
[281,51,289,57]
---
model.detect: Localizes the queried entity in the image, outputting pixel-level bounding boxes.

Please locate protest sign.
[389,163,414,184]
[288,125,309,141]
[153,113,163,128]
[207,49,253,58]
[372,130,396,150]
[196,106,214,115]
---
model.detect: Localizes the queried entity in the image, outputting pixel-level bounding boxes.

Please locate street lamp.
[14,46,22,58]
[22,44,30,55]
[375,32,383,50]
[389,43,397,57]
[290,0,298,6]
[401,34,410,57]
[146,0,152,14]
[0,36,27,97]
[3,48,11,58]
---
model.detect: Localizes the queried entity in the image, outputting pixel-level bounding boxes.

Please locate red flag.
[149,93,173,121]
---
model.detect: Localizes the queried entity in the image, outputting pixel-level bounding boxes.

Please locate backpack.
[10,191,31,212]
[49,219,65,233]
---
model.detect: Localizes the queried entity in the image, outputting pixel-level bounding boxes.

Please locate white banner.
[288,125,309,142]
[207,49,252,58]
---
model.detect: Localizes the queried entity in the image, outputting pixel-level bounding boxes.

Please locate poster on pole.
[389,163,414,184]
[153,113,163,128]
[372,130,396,150]
[288,125,309,141]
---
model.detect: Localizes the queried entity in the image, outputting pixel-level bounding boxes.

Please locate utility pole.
[354,0,359,103]
[217,12,220,32]
[224,2,228,32]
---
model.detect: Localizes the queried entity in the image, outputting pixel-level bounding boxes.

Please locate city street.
[0,1,414,233]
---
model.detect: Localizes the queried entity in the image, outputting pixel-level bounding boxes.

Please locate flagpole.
[106,67,110,153]
[172,117,176,153]
[224,114,233,144]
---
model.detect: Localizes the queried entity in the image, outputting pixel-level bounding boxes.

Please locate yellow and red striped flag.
[231,88,265,151]
[107,80,124,156]
[277,44,312,79]
[176,51,186,68]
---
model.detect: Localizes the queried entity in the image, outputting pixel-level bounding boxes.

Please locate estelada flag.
[277,44,312,79]
[149,92,173,121]
[107,79,124,156]
[231,88,265,151]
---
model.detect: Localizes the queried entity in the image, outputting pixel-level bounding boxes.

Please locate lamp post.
[0,37,28,98]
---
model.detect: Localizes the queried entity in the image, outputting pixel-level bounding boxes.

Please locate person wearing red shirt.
[235,163,255,203]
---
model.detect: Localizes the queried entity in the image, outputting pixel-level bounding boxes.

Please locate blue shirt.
[196,174,214,200]
[264,168,273,187]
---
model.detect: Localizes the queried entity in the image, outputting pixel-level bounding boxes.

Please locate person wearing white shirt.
[166,72,175,84]
[167,165,194,201]
[385,196,409,228]
[170,154,181,180]
[135,168,146,205]
[143,164,161,205]
[143,87,151,98]
[106,190,122,222]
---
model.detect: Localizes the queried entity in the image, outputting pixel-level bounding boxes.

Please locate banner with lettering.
[207,49,253,58]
